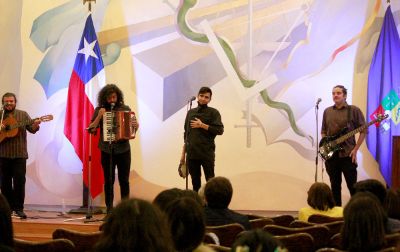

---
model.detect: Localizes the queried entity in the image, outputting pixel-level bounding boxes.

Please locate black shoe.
[15,210,27,219]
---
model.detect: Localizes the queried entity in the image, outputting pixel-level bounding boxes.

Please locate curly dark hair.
[342,192,387,252]
[97,84,124,108]
[94,198,174,252]
[307,182,336,210]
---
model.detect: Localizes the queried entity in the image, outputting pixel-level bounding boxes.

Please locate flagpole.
[83,0,96,12]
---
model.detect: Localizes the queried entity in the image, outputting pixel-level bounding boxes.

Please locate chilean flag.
[64,14,105,198]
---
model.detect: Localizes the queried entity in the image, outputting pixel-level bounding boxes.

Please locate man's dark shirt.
[184,103,223,161]
[204,206,251,230]
[91,104,131,154]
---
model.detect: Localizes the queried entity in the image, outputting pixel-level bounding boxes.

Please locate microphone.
[110,103,115,110]
[188,96,196,103]
[316,98,322,106]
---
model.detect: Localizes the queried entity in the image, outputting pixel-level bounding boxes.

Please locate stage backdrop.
[0,0,395,211]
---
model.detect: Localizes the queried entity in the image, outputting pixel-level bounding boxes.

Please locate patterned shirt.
[321,103,366,157]
[0,109,39,159]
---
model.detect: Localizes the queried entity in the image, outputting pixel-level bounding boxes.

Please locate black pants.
[101,150,131,208]
[0,158,26,211]
[187,158,215,192]
[325,155,357,206]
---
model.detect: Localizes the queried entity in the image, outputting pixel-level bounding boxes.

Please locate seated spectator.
[342,192,386,252]
[153,188,184,210]
[204,177,251,230]
[93,198,174,252]
[354,179,400,233]
[298,182,343,221]
[164,197,213,252]
[0,193,14,252]
[231,229,287,252]
[384,189,400,220]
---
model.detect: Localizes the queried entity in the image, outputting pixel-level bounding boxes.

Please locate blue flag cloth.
[367,6,400,187]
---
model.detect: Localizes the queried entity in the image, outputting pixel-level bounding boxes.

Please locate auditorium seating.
[308,214,343,224]
[275,233,314,252]
[14,238,75,252]
[52,228,102,252]
[205,223,245,247]
[263,224,330,249]
[249,217,274,229]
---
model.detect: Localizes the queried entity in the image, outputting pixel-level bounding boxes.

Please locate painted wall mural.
[0,0,396,210]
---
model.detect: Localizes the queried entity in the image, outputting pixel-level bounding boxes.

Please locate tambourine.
[178,163,188,178]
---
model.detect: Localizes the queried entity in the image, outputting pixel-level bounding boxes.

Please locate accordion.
[103,111,137,142]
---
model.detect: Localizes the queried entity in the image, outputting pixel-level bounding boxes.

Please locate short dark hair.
[354,179,387,205]
[333,85,347,95]
[164,197,205,252]
[232,229,285,252]
[204,176,232,209]
[153,188,183,211]
[307,182,336,210]
[198,86,212,97]
[2,93,17,104]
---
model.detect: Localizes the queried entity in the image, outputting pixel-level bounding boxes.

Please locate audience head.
[94,198,174,252]
[342,192,386,252]
[306,182,335,210]
[231,229,287,252]
[182,189,204,207]
[0,194,13,248]
[197,184,206,206]
[164,197,206,252]
[153,188,183,210]
[205,176,233,209]
[384,189,400,220]
[354,179,387,205]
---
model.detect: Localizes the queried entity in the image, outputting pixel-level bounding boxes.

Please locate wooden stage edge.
[14,205,297,241]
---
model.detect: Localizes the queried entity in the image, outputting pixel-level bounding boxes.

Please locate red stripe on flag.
[64,70,104,198]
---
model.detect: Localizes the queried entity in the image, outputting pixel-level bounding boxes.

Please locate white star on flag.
[77,38,99,62]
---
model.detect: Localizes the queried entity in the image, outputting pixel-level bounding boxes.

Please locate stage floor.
[12,207,105,241]
[13,205,297,241]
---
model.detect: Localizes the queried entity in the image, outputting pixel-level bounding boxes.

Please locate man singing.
[181,87,224,192]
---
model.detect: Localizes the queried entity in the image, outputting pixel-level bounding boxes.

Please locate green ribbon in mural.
[177,0,310,140]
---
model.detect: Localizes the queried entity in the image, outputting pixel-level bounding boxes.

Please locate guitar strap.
[347,105,352,129]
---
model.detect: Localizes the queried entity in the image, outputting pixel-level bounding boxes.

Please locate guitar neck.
[8,118,37,130]
[335,120,375,144]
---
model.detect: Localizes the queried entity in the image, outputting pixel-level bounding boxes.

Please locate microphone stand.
[107,104,115,213]
[314,101,320,182]
[184,99,194,190]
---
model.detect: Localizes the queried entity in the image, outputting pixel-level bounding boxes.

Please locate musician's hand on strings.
[31,119,41,130]
[190,117,204,129]
[349,148,358,164]
[0,123,5,131]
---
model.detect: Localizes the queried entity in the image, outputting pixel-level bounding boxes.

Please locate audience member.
[384,189,400,220]
[354,179,400,232]
[153,188,184,210]
[342,192,386,252]
[204,177,251,230]
[164,197,213,252]
[298,182,343,221]
[0,193,14,251]
[231,229,287,252]
[93,198,174,252]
